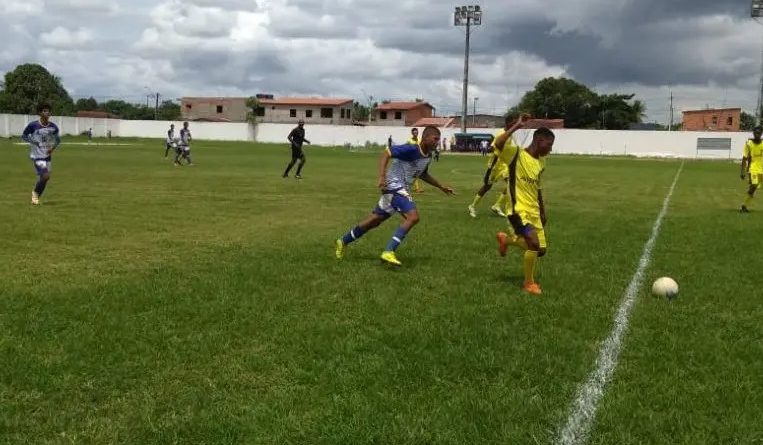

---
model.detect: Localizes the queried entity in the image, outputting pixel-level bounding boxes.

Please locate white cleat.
[31,191,40,205]
[491,205,506,217]
[468,204,477,218]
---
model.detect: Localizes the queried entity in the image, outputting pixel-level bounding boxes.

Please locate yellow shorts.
[750,173,763,186]
[486,164,509,185]
[508,211,547,249]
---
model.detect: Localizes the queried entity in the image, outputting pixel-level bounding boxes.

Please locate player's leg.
[184,148,193,165]
[174,146,184,165]
[469,170,494,217]
[336,197,392,259]
[31,161,51,204]
[490,173,509,217]
[742,174,760,212]
[283,148,299,177]
[295,152,306,178]
[381,194,419,265]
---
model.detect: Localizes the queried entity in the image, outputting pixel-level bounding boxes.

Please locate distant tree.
[0,64,74,115]
[740,111,757,131]
[507,77,645,129]
[157,100,181,121]
[246,96,262,124]
[352,101,371,122]
[99,100,154,120]
[75,96,99,111]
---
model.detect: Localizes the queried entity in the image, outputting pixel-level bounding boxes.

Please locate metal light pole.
[752,0,763,123]
[454,5,482,134]
[473,96,479,127]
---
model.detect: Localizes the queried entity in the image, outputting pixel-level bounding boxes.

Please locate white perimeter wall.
[1,113,749,159]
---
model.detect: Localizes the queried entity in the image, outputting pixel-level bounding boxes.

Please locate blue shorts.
[32,158,52,176]
[373,190,417,217]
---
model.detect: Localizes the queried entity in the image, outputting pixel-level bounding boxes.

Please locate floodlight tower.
[454,5,482,134]
[752,0,763,123]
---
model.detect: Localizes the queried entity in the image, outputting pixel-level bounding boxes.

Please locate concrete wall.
[0,113,750,158]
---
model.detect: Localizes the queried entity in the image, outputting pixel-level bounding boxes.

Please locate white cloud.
[40,27,94,49]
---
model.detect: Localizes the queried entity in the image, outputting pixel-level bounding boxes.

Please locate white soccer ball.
[652,277,679,299]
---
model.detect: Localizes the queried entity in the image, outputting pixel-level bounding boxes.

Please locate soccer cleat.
[31,191,40,205]
[522,281,542,296]
[380,251,402,266]
[282,174,288,178]
[335,239,345,260]
[740,205,750,213]
[468,204,477,218]
[491,205,507,217]
[174,161,182,167]
[496,231,509,257]
[295,174,303,179]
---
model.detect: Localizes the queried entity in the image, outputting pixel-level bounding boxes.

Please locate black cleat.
[740,206,750,213]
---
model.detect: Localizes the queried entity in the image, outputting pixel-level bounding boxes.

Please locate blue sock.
[341,226,366,245]
[34,179,47,196]
[385,227,409,252]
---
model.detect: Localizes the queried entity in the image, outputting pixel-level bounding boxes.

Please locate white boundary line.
[556,161,685,445]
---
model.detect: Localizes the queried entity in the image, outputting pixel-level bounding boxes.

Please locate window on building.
[727,116,733,126]
[290,109,297,117]
[255,107,265,117]
[394,111,402,120]
[321,108,333,118]
[185,104,192,110]
[306,109,313,118]
[712,116,718,125]
[340,109,345,119]
[380,111,388,120]
[216,105,223,113]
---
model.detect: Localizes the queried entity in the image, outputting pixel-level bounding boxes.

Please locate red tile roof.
[376,101,434,111]
[412,117,456,128]
[258,97,353,106]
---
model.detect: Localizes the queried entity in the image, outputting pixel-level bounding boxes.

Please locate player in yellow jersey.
[408,127,425,193]
[740,126,763,213]
[467,116,518,218]
[492,116,555,296]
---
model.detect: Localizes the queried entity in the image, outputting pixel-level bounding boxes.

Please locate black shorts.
[291,146,305,159]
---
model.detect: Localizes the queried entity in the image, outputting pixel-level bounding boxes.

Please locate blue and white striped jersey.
[384,143,431,193]
[179,128,191,146]
[21,120,60,160]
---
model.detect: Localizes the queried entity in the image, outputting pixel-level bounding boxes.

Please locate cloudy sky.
[1,0,761,122]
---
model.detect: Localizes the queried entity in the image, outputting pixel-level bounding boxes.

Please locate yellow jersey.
[744,139,763,174]
[498,143,545,215]
[488,130,514,169]
[407,137,419,145]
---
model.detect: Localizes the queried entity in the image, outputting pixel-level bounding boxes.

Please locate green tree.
[99,100,154,120]
[0,63,74,115]
[740,111,757,131]
[507,77,645,129]
[352,101,371,122]
[246,96,262,124]
[75,97,99,111]
[157,100,181,121]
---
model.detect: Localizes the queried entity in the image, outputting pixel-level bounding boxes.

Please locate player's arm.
[21,123,35,144]
[538,190,546,227]
[49,127,61,153]
[377,148,391,189]
[741,144,750,179]
[420,170,454,195]
[287,129,296,144]
[494,113,530,152]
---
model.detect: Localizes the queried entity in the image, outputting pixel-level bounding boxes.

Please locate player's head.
[532,127,555,156]
[298,119,305,127]
[183,121,189,128]
[170,124,175,129]
[420,126,441,151]
[754,126,762,139]
[411,127,419,136]
[37,102,51,119]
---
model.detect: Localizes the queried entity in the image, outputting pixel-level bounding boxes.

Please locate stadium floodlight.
[454,4,483,134]
[753,0,763,18]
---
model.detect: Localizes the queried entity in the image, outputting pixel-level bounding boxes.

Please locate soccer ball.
[652,277,679,299]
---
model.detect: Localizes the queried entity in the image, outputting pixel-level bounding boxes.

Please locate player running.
[334,126,454,266]
[175,121,193,166]
[493,116,555,295]
[740,126,763,213]
[21,103,61,205]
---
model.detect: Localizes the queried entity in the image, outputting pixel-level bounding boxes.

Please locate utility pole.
[669,90,674,132]
[155,92,160,120]
[473,96,478,127]
[751,1,763,123]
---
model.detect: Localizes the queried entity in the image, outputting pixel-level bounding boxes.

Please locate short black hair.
[421,126,441,139]
[533,127,555,140]
[37,102,51,114]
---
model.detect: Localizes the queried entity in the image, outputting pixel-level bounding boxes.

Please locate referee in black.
[283,119,311,179]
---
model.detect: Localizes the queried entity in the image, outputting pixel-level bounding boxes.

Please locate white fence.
[0,113,750,159]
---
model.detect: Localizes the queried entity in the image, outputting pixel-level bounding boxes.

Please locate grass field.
[1,137,761,444]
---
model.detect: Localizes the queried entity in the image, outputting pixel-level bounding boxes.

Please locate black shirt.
[289,127,306,148]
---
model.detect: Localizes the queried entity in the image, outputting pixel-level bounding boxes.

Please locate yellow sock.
[523,250,538,284]
[744,194,753,208]
[471,194,483,207]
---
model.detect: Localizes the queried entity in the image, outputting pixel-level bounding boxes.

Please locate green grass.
[0,138,761,444]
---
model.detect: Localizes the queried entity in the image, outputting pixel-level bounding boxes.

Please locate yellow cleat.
[335,239,345,260]
[380,251,402,266]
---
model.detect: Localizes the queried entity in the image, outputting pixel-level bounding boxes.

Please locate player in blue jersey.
[334,126,455,266]
[174,121,193,166]
[21,103,61,205]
